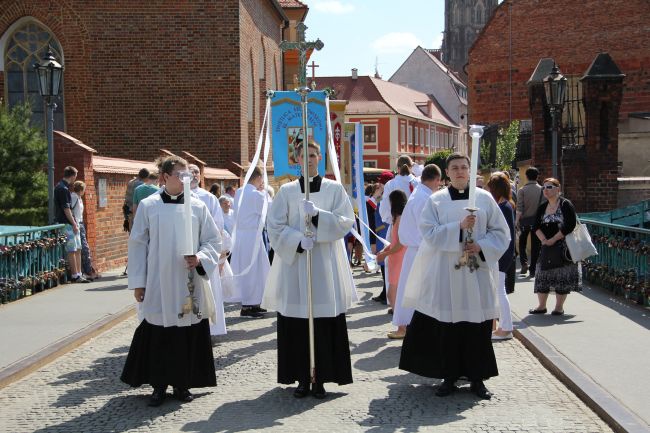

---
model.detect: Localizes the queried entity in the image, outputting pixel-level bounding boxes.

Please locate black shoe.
[252,306,267,313]
[520,264,529,274]
[293,382,309,398]
[312,382,326,399]
[172,387,193,403]
[470,381,492,400]
[435,379,457,397]
[240,307,263,318]
[528,308,547,314]
[372,296,387,305]
[148,387,166,407]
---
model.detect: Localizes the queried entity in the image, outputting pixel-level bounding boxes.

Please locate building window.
[420,128,424,148]
[4,21,65,129]
[408,125,412,144]
[430,129,435,150]
[247,56,254,122]
[258,43,265,80]
[363,124,377,143]
[363,160,377,168]
[414,126,418,145]
[400,122,406,144]
[270,56,277,90]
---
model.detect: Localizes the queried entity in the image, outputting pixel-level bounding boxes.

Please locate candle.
[182,174,194,255]
[467,124,484,209]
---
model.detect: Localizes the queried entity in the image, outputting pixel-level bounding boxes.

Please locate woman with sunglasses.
[529,178,581,316]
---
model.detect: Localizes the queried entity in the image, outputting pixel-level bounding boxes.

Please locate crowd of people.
[55,147,582,408]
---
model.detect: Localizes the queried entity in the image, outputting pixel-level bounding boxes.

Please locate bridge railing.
[0,224,68,304]
[581,218,650,306]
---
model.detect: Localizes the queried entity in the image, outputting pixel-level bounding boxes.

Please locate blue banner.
[348,122,374,266]
[271,91,327,179]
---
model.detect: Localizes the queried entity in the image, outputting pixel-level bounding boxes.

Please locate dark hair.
[365,184,375,196]
[543,177,561,188]
[420,164,441,182]
[389,190,407,219]
[248,166,263,182]
[138,168,150,179]
[445,153,470,166]
[487,172,513,205]
[148,172,159,180]
[159,155,188,176]
[226,185,236,194]
[396,155,413,176]
[209,183,221,196]
[63,166,78,178]
[525,166,539,181]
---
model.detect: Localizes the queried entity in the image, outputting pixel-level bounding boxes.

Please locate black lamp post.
[33,47,64,224]
[542,63,567,179]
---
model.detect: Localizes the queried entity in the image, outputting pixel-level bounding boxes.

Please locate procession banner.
[347,122,374,266]
[271,91,327,180]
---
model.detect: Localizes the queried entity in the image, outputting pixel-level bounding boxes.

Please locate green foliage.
[424,149,454,180]
[0,207,48,226]
[495,120,519,171]
[0,102,48,225]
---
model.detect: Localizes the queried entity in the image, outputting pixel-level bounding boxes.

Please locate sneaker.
[71,276,90,284]
[491,331,513,341]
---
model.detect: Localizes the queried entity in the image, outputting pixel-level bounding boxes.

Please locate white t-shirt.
[70,192,84,223]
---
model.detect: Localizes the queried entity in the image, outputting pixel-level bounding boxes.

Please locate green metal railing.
[0,224,67,304]
[581,218,650,306]
[581,199,650,228]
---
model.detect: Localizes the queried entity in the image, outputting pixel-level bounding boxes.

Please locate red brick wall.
[92,172,130,271]
[0,0,284,169]
[468,0,650,125]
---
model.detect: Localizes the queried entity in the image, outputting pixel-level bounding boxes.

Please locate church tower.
[441,0,498,80]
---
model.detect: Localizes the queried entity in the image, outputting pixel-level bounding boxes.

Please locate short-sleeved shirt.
[133,183,159,207]
[124,178,144,211]
[54,179,72,224]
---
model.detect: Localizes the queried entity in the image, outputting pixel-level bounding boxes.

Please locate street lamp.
[542,62,567,179]
[33,47,64,224]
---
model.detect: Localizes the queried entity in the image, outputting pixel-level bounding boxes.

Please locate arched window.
[4,20,64,129]
[270,55,277,91]
[258,41,265,80]
[475,3,484,24]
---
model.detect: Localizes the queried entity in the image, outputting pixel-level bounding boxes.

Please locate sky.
[304,0,447,80]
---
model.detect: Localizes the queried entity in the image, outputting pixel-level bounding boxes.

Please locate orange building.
[318,72,459,170]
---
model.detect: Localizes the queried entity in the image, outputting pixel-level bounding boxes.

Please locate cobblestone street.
[0,270,611,433]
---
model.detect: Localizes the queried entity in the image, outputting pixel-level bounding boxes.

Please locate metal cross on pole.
[279,22,324,385]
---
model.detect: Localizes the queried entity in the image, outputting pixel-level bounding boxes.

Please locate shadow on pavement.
[346,312,391,330]
[48,347,130,408]
[85,284,128,292]
[33,393,181,433]
[350,337,388,356]
[354,345,401,372]
[181,387,342,433]
[519,314,583,327]
[214,338,276,371]
[359,383,472,431]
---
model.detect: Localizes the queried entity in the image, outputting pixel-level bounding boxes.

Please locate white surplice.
[128,191,221,327]
[393,183,433,327]
[230,184,270,305]
[262,178,356,318]
[402,187,510,323]
[192,186,229,336]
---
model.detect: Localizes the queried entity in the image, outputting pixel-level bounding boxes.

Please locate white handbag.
[565,217,598,262]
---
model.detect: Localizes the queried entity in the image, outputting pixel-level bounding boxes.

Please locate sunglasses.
[543,185,558,190]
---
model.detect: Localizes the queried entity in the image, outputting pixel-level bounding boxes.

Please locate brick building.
[318,72,460,170]
[467,0,650,211]
[0,0,291,170]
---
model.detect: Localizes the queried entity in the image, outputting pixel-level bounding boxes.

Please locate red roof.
[317,76,458,128]
[277,0,307,7]
[92,156,157,175]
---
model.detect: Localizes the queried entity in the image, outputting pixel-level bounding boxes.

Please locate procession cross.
[280,22,324,88]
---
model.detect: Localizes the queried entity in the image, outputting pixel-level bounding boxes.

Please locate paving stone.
[0,270,612,432]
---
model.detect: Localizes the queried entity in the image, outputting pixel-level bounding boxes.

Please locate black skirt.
[277,313,353,386]
[120,319,216,389]
[399,311,498,381]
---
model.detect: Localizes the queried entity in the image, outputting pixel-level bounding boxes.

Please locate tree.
[424,149,454,180]
[495,120,519,171]
[0,102,48,225]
